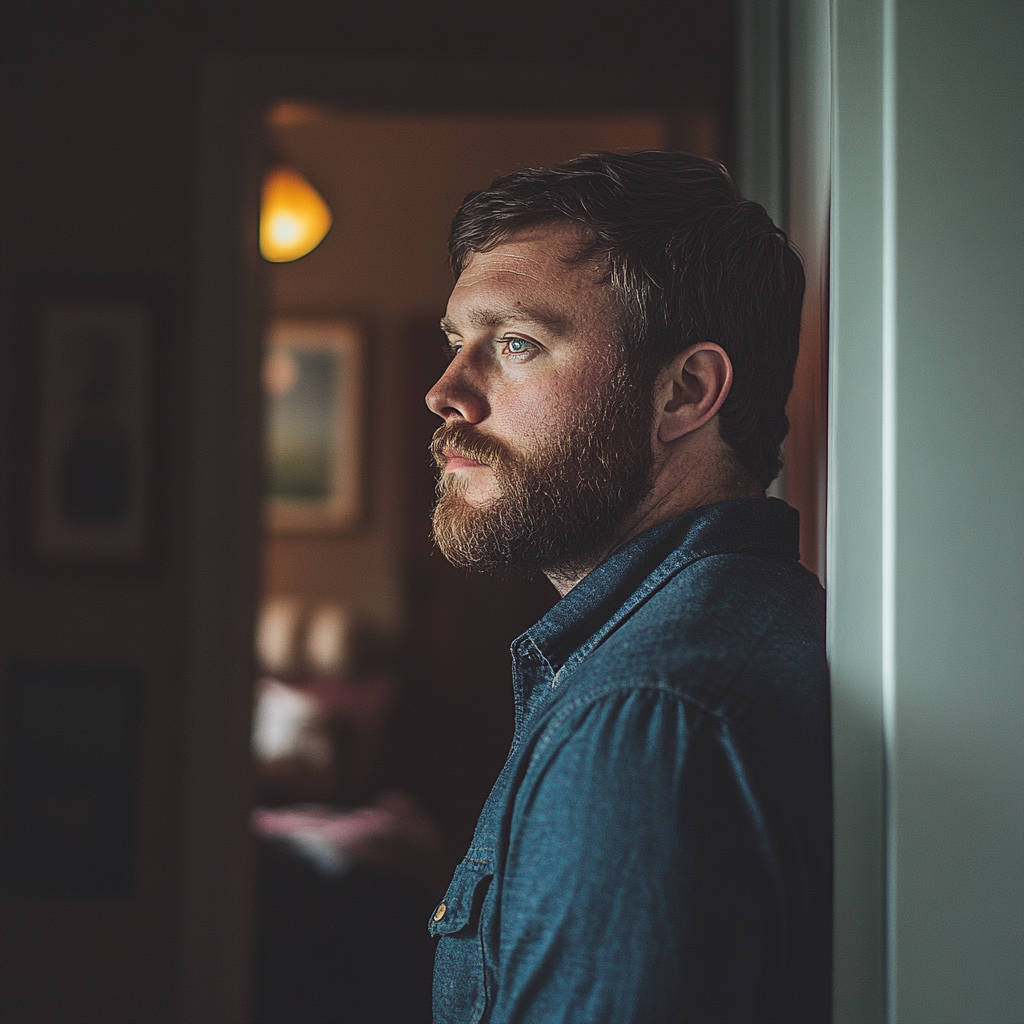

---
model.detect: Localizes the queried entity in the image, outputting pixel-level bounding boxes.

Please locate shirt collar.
[513,497,801,677]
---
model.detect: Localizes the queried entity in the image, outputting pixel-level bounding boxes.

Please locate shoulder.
[531,549,829,804]
[566,550,827,727]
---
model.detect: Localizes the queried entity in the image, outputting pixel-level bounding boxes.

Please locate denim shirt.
[429,498,832,1024]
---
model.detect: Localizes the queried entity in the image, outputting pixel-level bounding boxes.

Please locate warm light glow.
[260,166,333,262]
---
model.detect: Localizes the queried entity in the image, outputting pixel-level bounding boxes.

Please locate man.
[424,152,831,1024]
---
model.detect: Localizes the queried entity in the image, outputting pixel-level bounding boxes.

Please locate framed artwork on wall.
[2,664,140,896]
[264,318,364,533]
[24,288,158,570]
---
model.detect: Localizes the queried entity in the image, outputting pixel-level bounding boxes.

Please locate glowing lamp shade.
[260,166,333,262]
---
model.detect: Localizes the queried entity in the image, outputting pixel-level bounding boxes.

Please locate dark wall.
[0,3,734,1020]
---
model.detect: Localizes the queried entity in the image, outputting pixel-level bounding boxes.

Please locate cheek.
[489,379,555,440]
[492,369,602,442]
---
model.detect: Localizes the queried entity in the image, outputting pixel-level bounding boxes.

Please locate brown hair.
[448,151,805,488]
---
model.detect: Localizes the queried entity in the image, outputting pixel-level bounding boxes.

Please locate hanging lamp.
[259,165,333,262]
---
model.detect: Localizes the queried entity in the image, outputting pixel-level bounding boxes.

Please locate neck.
[544,457,764,597]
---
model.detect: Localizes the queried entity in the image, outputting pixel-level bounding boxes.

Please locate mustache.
[429,422,514,470]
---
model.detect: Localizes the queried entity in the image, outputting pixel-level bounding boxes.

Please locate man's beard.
[429,367,655,578]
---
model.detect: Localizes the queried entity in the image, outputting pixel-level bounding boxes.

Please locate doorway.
[190,48,736,1021]
[247,103,725,1022]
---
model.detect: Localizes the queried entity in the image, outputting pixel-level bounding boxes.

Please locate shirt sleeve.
[491,687,783,1024]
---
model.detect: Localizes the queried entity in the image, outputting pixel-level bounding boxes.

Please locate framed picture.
[2,664,140,896]
[25,288,157,570]
[264,318,364,532]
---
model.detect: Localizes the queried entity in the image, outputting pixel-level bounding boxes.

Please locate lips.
[443,448,486,470]
[430,423,507,473]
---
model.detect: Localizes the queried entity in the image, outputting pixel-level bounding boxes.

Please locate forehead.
[446,223,612,327]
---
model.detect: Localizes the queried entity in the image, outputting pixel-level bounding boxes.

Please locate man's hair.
[448,151,805,488]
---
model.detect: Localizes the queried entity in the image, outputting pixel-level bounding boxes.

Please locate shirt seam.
[555,546,774,678]
[538,602,783,760]
[528,681,726,764]
[546,552,789,713]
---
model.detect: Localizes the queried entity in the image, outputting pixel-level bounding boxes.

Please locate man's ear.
[655,342,733,444]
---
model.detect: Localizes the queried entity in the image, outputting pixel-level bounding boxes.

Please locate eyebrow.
[440,304,572,338]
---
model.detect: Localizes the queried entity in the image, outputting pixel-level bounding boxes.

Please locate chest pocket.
[429,852,494,1024]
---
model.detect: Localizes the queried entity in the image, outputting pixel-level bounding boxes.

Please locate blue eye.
[504,336,533,354]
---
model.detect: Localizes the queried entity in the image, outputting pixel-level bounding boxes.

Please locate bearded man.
[424,152,831,1024]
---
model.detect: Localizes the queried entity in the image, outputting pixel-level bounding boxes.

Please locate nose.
[425,353,489,423]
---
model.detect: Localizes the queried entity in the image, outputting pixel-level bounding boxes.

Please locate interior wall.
[889,2,1022,1019]
[264,109,669,646]
[0,23,193,1024]
[829,1,1024,1021]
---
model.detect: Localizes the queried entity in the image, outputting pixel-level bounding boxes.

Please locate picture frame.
[2,663,141,897]
[264,318,364,533]
[24,287,158,570]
